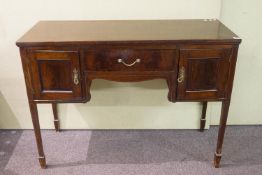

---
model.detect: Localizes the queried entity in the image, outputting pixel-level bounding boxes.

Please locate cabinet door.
[177,48,232,100]
[30,50,83,101]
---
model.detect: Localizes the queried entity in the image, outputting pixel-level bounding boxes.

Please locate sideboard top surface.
[17,20,241,46]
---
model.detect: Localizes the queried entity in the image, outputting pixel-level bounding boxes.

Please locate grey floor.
[0,126,262,175]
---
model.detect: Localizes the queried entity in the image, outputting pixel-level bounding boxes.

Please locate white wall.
[210,0,262,125]
[1,0,259,129]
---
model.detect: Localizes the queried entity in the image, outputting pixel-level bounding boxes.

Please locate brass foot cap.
[39,157,46,169]
[213,160,220,168]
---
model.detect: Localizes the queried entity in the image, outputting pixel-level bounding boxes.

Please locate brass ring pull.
[73,68,79,85]
[117,58,141,67]
[177,66,185,83]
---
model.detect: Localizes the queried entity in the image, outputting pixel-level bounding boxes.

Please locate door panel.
[186,58,220,91]
[177,48,232,100]
[38,60,72,91]
[30,50,83,100]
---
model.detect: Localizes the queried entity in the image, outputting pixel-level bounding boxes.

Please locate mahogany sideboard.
[16,20,241,168]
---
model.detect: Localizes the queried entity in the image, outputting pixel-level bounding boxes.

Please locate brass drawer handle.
[117,58,141,67]
[73,68,79,85]
[177,66,185,83]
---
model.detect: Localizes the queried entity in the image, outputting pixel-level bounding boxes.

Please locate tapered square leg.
[52,103,60,132]
[213,100,230,168]
[200,101,207,132]
[29,102,47,168]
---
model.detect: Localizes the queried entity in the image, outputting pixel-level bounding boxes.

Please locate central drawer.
[84,49,176,71]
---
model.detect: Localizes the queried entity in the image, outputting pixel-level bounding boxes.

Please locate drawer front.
[84,49,176,71]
